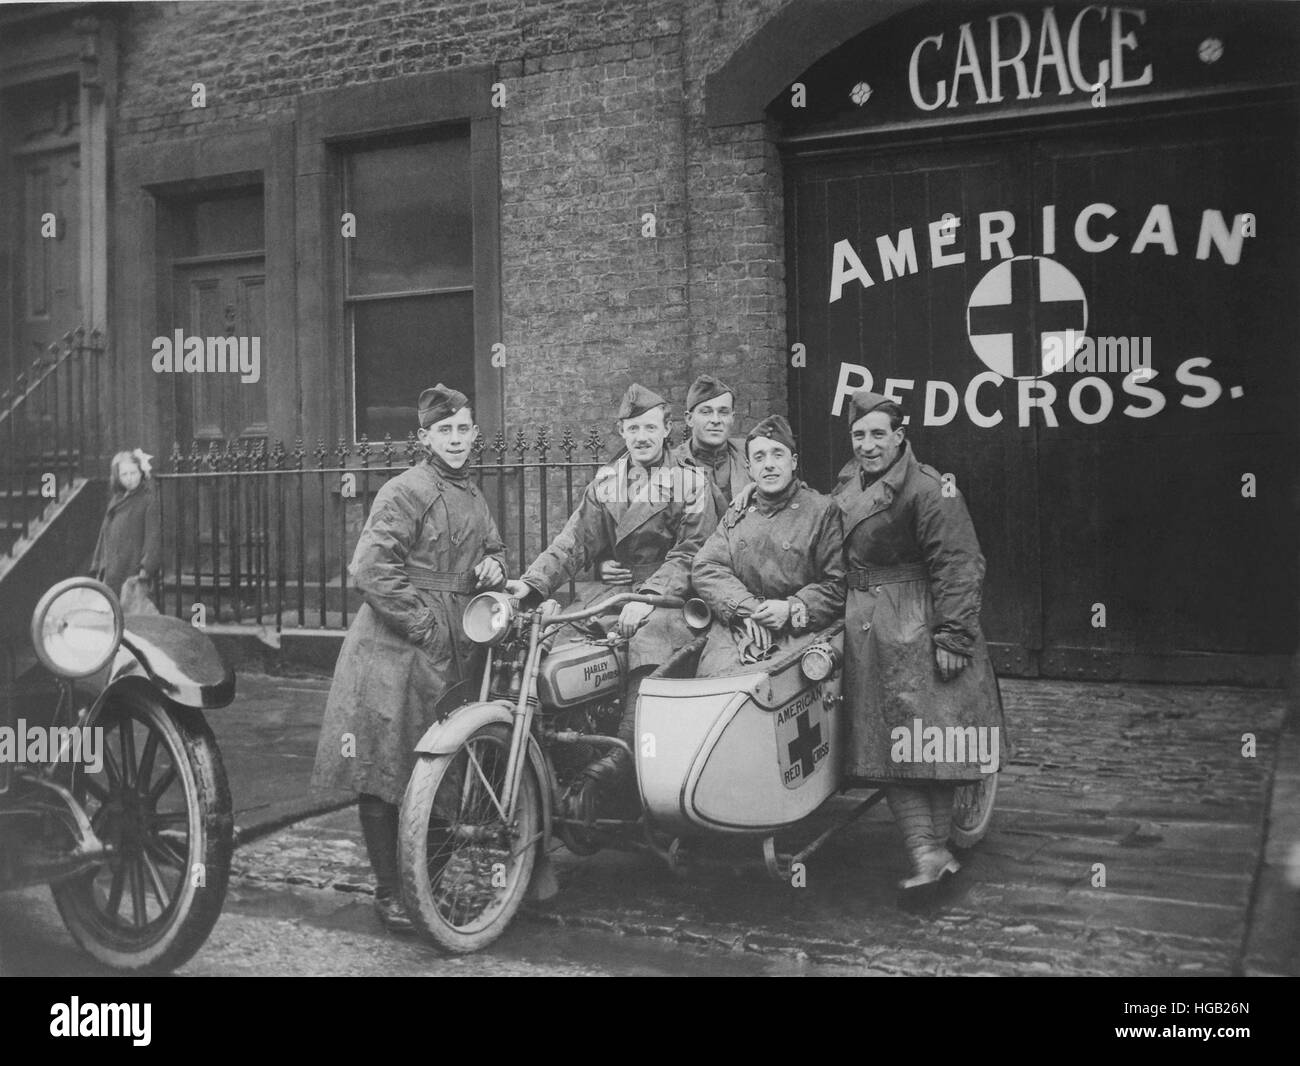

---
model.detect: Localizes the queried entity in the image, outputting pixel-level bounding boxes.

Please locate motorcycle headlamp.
[30,578,124,679]
[462,591,515,646]
[799,642,840,683]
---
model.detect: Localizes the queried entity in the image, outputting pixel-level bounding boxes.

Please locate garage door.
[784,103,1298,680]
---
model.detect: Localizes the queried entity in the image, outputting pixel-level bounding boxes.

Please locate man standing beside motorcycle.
[311,385,507,932]
[505,383,718,815]
[691,414,845,675]
[833,389,1005,895]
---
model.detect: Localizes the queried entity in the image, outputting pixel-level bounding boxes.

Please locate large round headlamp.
[462,591,515,646]
[30,577,124,679]
[799,642,840,683]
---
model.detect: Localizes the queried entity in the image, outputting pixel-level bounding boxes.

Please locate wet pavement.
[1,879,871,976]
[2,670,1294,976]
[202,672,353,844]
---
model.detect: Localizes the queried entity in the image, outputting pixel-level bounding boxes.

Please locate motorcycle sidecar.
[636,623,845,836]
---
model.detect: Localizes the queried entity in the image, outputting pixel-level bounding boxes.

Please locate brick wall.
[109,0,798,489]
[116,0,683,142]
[682,0,793,428]
[497,34,689,446]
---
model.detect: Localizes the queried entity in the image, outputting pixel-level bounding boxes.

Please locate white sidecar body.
[636,624,845,834]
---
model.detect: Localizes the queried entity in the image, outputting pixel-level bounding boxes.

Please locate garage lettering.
[908,6,1152,112]
[829,205,1251,302]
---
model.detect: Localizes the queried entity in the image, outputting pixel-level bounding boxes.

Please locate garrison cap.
[746,414,797,454]
[848,389,897,422]
[418,383,469,427]
[616,383,668,420]
[686,373,735,412]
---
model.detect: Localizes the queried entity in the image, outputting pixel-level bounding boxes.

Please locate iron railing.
[0,328,108,558]
[0,327,108,764]
[152,425,688,631]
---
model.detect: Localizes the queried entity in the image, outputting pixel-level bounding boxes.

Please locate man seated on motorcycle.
[505,383,719,814]
[691,415,845,676]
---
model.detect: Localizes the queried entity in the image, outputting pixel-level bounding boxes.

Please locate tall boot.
[929,782,961,875]
[358,793,413,933]
[887,785,958,891]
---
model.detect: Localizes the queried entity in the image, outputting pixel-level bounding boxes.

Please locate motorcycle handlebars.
[540,592,685,626]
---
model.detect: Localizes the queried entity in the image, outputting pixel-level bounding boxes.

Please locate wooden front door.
[161,186,269,452]
[2,77,82,389]
[170,257,268,448]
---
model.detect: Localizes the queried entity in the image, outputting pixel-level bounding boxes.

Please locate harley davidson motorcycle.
[397,589,998,954]
[0,577,234,972]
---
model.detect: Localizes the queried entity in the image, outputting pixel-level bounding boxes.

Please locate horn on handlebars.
[682,598,712,631]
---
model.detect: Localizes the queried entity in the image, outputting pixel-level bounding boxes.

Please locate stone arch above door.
[704,0,920,127]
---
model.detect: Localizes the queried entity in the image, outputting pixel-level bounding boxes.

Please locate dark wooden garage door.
[784,102,1298,681]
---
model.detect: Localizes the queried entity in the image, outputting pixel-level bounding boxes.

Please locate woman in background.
[90,449,161,610]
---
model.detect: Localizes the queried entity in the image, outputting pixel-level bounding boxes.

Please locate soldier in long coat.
[833,389,1005,892]
[507,383,718,807]
[692,415,844,676]
[668,373,752,513]
[311,385,506,930]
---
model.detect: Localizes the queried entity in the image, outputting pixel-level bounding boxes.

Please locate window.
[342,127,476,442]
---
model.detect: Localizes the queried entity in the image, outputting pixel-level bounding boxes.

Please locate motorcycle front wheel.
[51,687,233,973]
[399,723,541,954]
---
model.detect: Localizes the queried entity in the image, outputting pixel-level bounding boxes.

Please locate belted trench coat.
[520,451,718,671]
[833,443,1005,782]
[311,459,506,805]
[691,482,845,676]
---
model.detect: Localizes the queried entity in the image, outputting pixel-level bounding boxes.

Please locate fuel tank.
[536,639,624,709]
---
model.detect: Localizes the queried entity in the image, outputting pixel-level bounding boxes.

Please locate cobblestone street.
[3,674,1290,977]
[217,677,1290,976]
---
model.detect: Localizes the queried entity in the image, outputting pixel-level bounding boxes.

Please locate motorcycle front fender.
[414,700,514,755]
[412,699,555,845]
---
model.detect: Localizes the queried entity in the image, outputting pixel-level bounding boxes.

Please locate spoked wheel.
[950,772,998,848]
[399,724,541,954]
[51,688,233,973]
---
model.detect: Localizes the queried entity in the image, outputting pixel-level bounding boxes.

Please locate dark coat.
[521,450,718,671]
[311,460,506,804]
[833,443,1005,782]
[692,482,845,675]
[90,481,161,595]
[670,437,752,510]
